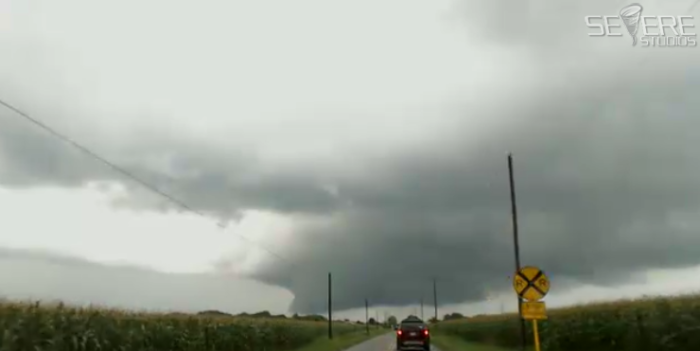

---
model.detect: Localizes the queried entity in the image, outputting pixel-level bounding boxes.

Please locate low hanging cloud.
[1,0,700,313]
[0,247,292,313]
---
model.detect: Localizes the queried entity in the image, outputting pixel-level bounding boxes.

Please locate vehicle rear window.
[400,322,425,329]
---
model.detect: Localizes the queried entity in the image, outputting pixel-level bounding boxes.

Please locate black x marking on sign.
[517,270,546,297]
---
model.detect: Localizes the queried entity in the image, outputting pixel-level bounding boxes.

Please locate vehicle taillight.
[397,330,403,336]
[424,329,429,336]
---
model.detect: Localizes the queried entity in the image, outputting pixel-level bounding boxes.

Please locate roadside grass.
[432,332,532,351]
[291,328,389,351]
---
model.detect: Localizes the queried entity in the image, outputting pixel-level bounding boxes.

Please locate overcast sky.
[1,0,700,321]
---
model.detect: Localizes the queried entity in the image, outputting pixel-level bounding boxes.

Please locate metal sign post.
[512,266,550,351]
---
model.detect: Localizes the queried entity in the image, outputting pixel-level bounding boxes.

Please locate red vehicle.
[396,316,430,351]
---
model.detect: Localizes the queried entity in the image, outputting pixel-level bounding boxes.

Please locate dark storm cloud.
[248,58,700,313]
[0,114,340,220]
[0,115,108,187]
[2,0,700,313]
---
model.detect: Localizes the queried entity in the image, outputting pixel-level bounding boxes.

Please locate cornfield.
[0,301,360,351]
[432,294,700,351]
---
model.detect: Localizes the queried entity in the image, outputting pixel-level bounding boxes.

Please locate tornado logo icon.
[620,3,643,46]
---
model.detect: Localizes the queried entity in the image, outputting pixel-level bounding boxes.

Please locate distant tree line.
[442,312,465,321]
[196,309,470,324]
[196,310,366,324]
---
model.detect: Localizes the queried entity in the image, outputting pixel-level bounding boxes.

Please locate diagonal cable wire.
[0,100,204,216]
[0,98,294,266]
[689,0,700,13]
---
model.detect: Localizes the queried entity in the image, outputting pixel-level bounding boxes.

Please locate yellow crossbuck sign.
[512,266,550,301]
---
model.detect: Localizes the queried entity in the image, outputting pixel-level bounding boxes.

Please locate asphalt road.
[345,333,441,351]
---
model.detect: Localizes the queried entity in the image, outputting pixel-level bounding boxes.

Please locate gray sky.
[1,0,700,319]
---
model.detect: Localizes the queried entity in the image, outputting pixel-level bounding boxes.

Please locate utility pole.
[365,299,369,335]
[420,297,424,320]
[433,278,438,321]
[328,272,333,339]
[508,154,527,351]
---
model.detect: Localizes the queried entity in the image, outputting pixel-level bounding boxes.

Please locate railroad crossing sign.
[512,266,550,301]
[521,301,547,320]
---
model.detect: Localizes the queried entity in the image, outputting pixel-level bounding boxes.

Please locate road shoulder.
[432,333,523,351]
[291,329,389,351]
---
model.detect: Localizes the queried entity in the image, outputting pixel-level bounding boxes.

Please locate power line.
[689,0,700,13]
[0,98,293,266]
